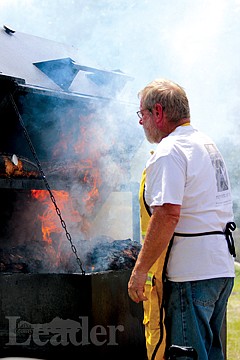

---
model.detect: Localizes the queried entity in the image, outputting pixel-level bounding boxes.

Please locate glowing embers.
[85,238,141,272]
[0,153,40,178]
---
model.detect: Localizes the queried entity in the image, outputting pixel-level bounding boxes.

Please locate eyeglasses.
[136,108,152,119]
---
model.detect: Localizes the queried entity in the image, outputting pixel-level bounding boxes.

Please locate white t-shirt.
[145,124,235,281]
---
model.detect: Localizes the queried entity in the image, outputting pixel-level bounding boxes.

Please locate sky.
[1,0,240,142]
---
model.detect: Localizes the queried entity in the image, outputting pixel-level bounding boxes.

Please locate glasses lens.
[136,111,142,119]
[137,108,153,119]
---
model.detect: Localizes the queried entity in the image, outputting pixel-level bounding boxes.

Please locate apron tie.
[224,222,236,258]
[174,221,236,258]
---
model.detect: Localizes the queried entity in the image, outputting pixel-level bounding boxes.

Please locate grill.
[0,26,146,359]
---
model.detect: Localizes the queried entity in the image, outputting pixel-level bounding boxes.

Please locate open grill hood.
[0,25,143,191]
[0,24,143,248]
[1,24,133,95]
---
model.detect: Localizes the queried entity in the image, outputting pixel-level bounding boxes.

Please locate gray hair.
[138,78,190,123]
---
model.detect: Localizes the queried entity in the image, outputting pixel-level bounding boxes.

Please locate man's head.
[137,78,190,143]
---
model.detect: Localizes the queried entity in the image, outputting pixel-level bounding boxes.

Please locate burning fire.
[30,185,98,246]
[28,186,97,272]
[29,108,104,259]
[31,190,69,244]
[0,107,134,273]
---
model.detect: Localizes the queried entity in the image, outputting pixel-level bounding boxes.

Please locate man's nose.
[139,118,143,125]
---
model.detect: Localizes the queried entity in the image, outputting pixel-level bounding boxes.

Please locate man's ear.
[154,103,164,126]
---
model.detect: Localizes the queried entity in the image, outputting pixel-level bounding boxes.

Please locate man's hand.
[128,270,148,303]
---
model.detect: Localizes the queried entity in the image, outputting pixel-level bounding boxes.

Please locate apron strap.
[174,222,236,258]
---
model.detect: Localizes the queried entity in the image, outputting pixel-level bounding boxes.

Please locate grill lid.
[1,25,133,98]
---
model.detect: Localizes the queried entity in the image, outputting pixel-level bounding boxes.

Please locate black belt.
[174,222,236,258]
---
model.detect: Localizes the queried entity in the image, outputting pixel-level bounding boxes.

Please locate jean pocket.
[191,278,226,307]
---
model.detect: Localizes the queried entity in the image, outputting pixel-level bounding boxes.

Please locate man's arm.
[128,203,181,303]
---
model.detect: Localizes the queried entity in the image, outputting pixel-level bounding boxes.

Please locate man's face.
[138,103,163,144]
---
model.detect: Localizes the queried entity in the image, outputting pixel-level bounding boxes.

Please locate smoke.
[1,0,240,270]
[1,0,240,140]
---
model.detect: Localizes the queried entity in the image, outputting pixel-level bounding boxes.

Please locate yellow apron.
[139,168,168,360]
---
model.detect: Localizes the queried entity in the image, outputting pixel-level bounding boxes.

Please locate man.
[128,78,236,360]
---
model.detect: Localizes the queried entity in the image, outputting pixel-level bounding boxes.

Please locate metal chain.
[9,92,86,275]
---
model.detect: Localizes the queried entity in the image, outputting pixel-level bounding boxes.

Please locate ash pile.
[0,238,142,274]
[85,238,142,272]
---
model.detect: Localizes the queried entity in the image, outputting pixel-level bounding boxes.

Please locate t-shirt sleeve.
[145,152,186,207]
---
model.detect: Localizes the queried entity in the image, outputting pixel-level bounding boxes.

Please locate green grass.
[227,262,240,360]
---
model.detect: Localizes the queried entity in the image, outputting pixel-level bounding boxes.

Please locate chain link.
[9,92,86,275]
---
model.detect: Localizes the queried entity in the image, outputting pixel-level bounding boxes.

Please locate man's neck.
[169,118,190,133]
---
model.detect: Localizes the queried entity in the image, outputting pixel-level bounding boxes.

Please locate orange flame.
[31,190,70,245]
[29,111,104,263]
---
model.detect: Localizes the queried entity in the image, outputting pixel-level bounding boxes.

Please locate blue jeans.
[164,277,234,360]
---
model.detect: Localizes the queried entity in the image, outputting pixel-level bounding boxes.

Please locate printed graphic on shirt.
[204,144,229,192]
